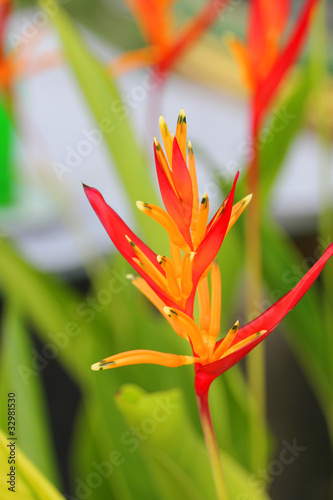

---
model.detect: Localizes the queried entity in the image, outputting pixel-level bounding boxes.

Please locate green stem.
[196,377,229,500]
[246,118,267,471]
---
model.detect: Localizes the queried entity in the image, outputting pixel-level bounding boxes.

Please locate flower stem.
[246,117,267,471]
[195,375,229,500]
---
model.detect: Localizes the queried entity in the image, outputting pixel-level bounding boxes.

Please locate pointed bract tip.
[136,200,146,211]
[233,320,240,329]
[125,235,135,247]
[82,183,90,191]
[178,108,186,123]
[258,329,267,336]
[163,306,177,317]
[91,361,103,371]
[157,255,166,265]
[201,192,208,206]
[96,360,116,370]
[159,116,167,131]
[243,193,253,205]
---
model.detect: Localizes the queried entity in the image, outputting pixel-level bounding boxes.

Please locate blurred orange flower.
[230,0,319,126]
[112,0,229,75]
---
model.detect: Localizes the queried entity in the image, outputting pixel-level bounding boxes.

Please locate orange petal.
[163,307,207,358]
[175,108,187,161]
[207,261,221,346]
[136,201,189,250]
[159,116,173,167]
[213,320,239,360]
[197,275,211,332]
[188,140,200,233]
[226,194,252,234]
[192,192,209,249]
[91,349,199,370]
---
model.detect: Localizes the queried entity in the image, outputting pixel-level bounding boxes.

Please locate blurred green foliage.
[0,1,332,499]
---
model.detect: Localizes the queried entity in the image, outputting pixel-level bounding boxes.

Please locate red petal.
[193,172,239,283]
[83,184,179,308]
[236,242,333,341]
[254,0,319,122]
[248,0,266,67]
[183,173,239,317]
[172,138,193,228]
[249,0,289,57]
[154,144,193,249]
[201,241,333,378]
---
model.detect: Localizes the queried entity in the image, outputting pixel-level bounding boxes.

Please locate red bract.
[231,0,319,127]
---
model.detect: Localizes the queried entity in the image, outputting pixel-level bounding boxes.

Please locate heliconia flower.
[229,0,319,126]
[110,0,229,75]
[85,110,333,382]
[0,1,63,98]
[84,110,251,318]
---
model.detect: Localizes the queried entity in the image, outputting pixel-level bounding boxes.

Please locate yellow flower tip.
[177,108,186,124]
[136,200,151,212]
[189,251,196,261]
[157,255,166,265]
[154,136,160,149]
[159,116,167,131]
[126,273,135,281]
[125,235,135,248]
[163,306,177,318]
[91,359,116,372]
[91,359,114,371]
[243,193,253,206]
[201,192,208,207]
[233,320,240,330]
[188,139,193,153]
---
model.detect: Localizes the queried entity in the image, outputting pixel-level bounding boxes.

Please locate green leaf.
[0,429,64,500]
[116,384,272,500]
[0,299,60,487]
[40,0,164,241]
